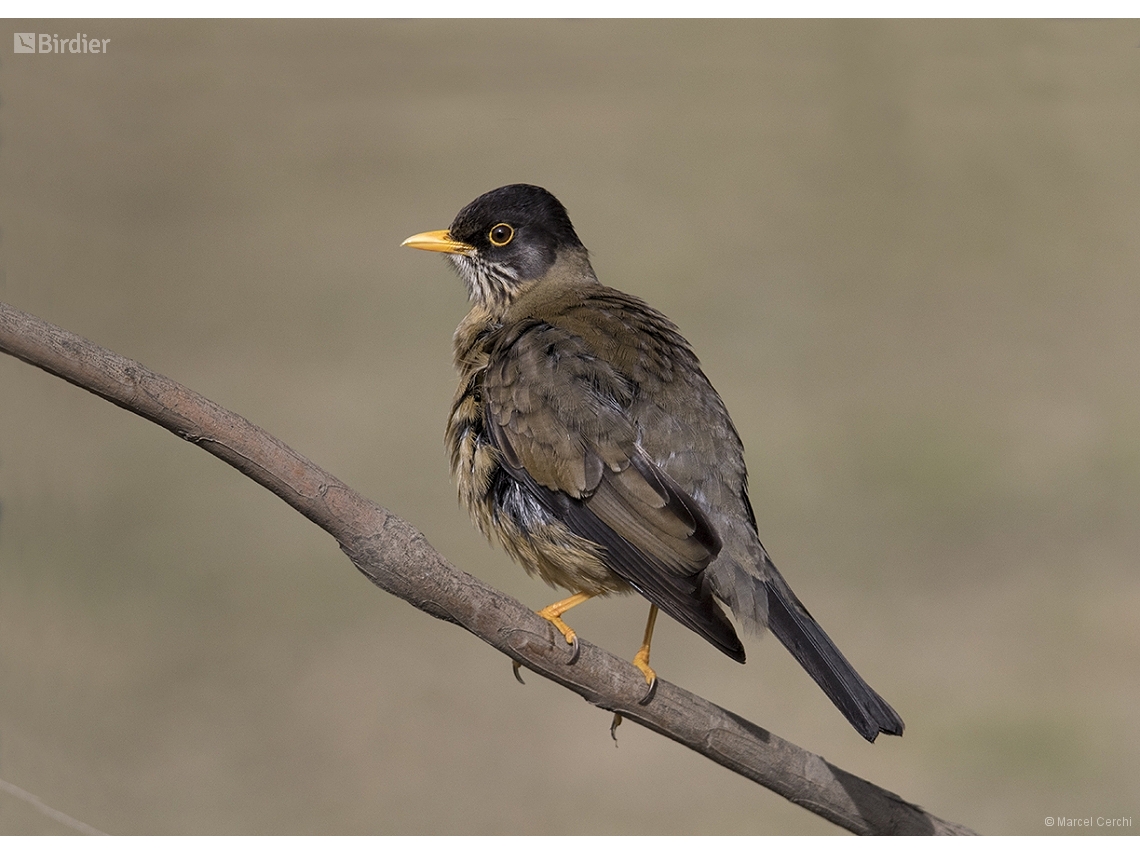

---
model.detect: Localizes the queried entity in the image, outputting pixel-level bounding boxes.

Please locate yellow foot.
[536,592,594,663]
[536,606,579,650]
[632,604,659,704]
[536,606,580,662]
[632,645,658,704]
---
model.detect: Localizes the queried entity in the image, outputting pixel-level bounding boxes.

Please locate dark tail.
[764,565,904,742]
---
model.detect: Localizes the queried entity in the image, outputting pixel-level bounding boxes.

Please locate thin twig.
[0,776,107,835]
[0,301,975,835]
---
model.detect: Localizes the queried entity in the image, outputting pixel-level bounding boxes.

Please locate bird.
[403,184,904,742]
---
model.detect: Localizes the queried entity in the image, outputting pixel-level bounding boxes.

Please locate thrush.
[403,184,904,742]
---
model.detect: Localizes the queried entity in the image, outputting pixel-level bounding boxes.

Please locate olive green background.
[1,20,1138,835]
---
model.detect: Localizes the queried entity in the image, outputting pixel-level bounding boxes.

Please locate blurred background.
[1,20,1138,835]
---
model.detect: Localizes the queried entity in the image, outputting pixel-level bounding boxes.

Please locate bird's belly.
[449,407,631,597]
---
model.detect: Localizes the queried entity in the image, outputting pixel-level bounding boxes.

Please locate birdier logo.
[14,33,110,53]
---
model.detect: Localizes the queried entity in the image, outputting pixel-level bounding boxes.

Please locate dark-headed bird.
[403,184,904,742]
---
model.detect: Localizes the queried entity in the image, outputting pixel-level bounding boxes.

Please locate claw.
[512,660,526,685]
[567,632,581,665]
[639,674,658,705]
[610,713,623,743]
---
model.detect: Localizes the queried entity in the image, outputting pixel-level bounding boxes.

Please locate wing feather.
[484,319,744,661]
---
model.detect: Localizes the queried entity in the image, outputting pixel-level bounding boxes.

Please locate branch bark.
[0,301,975,835]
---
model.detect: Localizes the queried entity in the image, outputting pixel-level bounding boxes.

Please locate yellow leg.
[536,591,595,654]
[632,604,659,688]
[611,604,661,742]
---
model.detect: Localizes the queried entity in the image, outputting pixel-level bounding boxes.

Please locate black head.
[403,184,588,310]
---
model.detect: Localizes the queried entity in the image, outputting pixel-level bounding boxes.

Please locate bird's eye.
[488,223,514,247]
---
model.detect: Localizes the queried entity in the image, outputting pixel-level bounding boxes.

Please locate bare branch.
[0,301,975,835]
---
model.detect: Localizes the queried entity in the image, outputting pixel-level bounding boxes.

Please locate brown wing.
[484,319,744,661]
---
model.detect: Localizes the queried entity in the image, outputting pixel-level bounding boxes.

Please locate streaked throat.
[449,255,524,313]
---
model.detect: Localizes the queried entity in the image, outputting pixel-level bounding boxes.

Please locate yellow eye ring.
[488,223,514,247]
